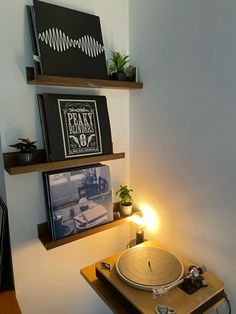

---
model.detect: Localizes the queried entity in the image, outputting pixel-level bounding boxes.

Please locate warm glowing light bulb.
[138,203,159,233]
[132,212,145,227]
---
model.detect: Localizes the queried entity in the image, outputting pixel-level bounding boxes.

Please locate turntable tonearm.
[80,241,225,314]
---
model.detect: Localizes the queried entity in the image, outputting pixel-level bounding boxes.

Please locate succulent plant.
[108,51,130,74]
[9,138,37,153]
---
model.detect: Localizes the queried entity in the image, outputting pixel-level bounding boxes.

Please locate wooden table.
[80,241,225,314]
[0,290,21,314]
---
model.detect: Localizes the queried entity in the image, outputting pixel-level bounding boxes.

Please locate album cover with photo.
[42,164,113,240]
[38,94,113,162]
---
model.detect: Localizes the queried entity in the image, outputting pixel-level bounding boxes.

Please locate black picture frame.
[27,0,108,79]
[42,164,113,240]
[38,94,113,162]
[26,5,42,74]
[0,197,15,292]
[0,198,6,287]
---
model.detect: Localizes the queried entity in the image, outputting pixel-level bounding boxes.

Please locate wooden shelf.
[38,216,131,250]
[26,67,143,90]
[0,291,21,314]
[3,150,125,175]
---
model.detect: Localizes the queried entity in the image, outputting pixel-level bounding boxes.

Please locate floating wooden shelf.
[3,150,125,175]
[38,216,131,250]
[0,291,21,314]
[26,67,143,90]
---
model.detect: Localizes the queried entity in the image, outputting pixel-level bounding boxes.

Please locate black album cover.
[38,94,113,161]
[26,5,42,74]
[0,199,5,287]
[28,0,108,79]
[0,197,15,292]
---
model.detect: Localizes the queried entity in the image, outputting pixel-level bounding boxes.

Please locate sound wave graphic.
[38,28,104,57]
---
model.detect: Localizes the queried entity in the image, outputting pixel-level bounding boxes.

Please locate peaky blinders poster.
[38,94,113,161]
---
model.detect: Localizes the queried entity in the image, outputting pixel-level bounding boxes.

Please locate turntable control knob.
[155,304,176,314]
[201,279,208,287]
[156,304,169,314]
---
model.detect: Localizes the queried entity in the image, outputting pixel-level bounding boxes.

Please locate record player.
[81,241,225,314]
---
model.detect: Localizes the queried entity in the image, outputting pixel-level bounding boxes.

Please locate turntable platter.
[116,246,184,291]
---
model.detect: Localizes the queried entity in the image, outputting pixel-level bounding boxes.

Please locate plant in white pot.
[116,185,133,216]
[9,138,37,165]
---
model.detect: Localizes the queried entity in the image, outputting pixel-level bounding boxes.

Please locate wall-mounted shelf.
[0,291,21,314]
[38,215,131,250]
[3,150,125,175]
[26,67,143,90]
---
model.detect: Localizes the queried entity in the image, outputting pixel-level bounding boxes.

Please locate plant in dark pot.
[108,51,130,81]
[116,185,133,216]
[125,65,136,82]
[9,138,37,165]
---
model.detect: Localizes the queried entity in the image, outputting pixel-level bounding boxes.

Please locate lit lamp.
[127,211,147,248]
[133,211,146,245]
[128,204,159,248]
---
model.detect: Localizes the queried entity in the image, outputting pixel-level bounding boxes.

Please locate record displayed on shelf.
[42,164,113,240]
[38,93,113,162]
[26,5,42,74]
[27,0,108,79]
[0,197,15,292]
[0,198,6,287]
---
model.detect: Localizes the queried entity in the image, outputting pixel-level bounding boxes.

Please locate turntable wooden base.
[80,241,225,314]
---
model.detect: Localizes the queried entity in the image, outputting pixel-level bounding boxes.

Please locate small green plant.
[125,65,136,81]
[116,185,133,206]
[108,51,130,74]
[9,138,37,153]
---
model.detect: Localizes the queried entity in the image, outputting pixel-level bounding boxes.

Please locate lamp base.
[127,237,147,248]
[136,231,144,244]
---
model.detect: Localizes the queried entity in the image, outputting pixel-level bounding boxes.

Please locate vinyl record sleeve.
[38,94,113,162]
[0,199,6,287]
[42,171,55,240]
[26,5,42,74]
[0,197,15,292]
[32,0,108,79]
[42,164,113,240]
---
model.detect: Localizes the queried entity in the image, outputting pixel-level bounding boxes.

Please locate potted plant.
[116,185,133,216]
[9,138,37,165]
[125,65,136,82]
[108,51,130,81]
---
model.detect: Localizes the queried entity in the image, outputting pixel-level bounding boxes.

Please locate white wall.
[0,1,130,313]
[3,0,235,312]
[130,0,236,312]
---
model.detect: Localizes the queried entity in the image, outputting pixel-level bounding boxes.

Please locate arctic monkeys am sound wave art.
[27,0,108,79]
